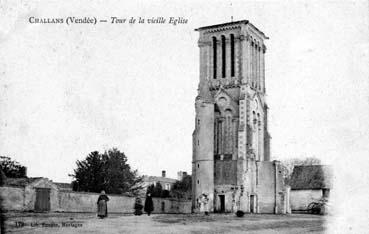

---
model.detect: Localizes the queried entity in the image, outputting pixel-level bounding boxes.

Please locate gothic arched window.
[225,109,233,154]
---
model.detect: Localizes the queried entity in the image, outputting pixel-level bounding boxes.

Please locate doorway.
[219,195,225,212]
[35,188,50,212]
[250,195,255,213]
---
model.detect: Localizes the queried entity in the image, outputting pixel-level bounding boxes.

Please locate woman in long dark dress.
[144,193,154,216]
[97,190,109,218]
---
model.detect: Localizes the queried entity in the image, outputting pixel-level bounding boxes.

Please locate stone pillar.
[257,45,261,91]
[255,44,258,89]
[259,113,264,161]
[226,37,231,79]
[241,34,248,84]
[198,40,210,82]
[232,118,238,160]
[236,35,242,82]
[220,118,225,154]
[251,41,254,87]
[274,161,279,213]
[217,38,222,80]
[261,45,266,93]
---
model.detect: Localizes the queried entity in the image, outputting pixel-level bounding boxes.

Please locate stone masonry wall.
[290,190,322,211]
[0,187,191,214]
[0,186,24,211]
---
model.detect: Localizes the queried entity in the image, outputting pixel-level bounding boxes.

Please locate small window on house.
[197,180,199,184]
[197,164,199,168]
[197,119,200,126]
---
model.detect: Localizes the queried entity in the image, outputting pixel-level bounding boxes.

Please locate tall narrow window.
[230,34,235,77]
[221,35,226,78]
[212,37,217,79]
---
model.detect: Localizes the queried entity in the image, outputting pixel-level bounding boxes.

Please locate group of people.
[96,191,154,219]
[97,191,210,218]
[133,193,154,216]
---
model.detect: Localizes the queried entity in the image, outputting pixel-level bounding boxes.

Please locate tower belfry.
[192,20,286,214]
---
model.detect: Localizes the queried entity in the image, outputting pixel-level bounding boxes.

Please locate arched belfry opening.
[221,35,226,78]
[212,36,217,79]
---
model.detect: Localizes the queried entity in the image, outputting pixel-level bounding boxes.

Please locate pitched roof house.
[289,165,333,211]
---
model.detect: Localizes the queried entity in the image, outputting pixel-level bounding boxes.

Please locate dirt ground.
[3,212,327,234]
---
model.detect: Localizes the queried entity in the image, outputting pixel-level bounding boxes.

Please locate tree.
[280,157,322,185]
[152,182,163,197]
[0,156,27,178]
[146,182,170,198]
[170,175,192,199]
[70,148,143,195]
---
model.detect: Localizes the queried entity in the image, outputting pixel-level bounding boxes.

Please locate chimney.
[162,170,166,178]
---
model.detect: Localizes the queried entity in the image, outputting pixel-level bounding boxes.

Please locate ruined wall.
[0,186,24,211]
[257,161,275,213]
[257,161,285,213]
[290,190,322,211]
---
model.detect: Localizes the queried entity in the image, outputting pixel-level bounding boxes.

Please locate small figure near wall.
[97,190,109,219]
[199,193,210,216]
[134,197,143,215]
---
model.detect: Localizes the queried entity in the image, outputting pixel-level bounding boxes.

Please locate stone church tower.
[192,20,286,214]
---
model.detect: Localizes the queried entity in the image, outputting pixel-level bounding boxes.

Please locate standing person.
[134,197,143,215]
[144,193,154,216]
[200,193,210,216]
[97,190,109,219]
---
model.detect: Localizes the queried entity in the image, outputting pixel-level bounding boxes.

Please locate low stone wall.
[0,186,24,211]
[58,191,136,213]
[59,191,191,214]
[151,197,191,214]
[0,186,191,214]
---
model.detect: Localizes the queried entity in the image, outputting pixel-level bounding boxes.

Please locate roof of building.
[54,182,72,190]
[289,165,333,190]
[3,177,43,187]
[143,175,177,184]
[195,20,268,39]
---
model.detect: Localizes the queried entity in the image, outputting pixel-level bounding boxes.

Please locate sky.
[0,0,368,189]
